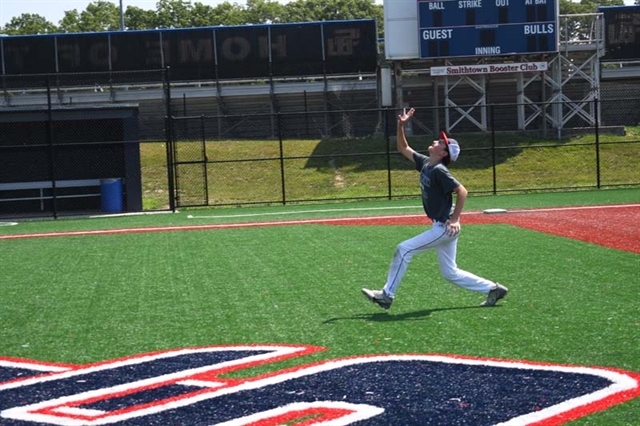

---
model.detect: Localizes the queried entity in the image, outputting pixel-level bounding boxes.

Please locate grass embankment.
[140,126,640,209]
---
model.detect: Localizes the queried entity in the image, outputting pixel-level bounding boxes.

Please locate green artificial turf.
[1,187,638,235]
[0,189,638,424]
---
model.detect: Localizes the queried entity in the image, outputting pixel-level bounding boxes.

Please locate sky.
[0,0,634,27]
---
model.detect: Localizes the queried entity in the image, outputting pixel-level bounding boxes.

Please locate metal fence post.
[46,77,58,219]
[164,67,176,212]
[384,108,392,200]
[201,114,209,205]
[304,91,310,138]
[277,111,286,205]
[490,104,497,195]
[595,97,601,189]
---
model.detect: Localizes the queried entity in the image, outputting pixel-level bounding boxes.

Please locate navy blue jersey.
[414,152,460,223]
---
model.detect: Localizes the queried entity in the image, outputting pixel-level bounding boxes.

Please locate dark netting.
[323,21,378,75]
[56,34,111,74]
[53,35,111,89]
[1,20,378,84]
[110,32,164,73]
[270,24,324,77]
[215,26,270,80]
[600,7,640,61]
[163,28,215,82]
[600,89,640,126]
[1,36,56,75]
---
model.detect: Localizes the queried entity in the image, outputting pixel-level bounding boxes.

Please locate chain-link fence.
[169,99,639,210]
[1,74,639,219]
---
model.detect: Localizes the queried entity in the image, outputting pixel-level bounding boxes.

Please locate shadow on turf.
[323,305,486,324]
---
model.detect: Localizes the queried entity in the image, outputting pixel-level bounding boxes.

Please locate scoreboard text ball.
[418,0,559,59]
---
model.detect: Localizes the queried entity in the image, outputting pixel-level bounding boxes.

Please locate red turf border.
[2,205,638,254]
[325,204,640,254]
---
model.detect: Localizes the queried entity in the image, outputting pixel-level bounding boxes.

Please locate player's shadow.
[322,305,485,324]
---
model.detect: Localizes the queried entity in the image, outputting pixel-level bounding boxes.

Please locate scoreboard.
[418,0,558,59]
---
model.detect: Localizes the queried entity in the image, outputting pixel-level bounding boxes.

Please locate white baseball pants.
[382,222,496,298]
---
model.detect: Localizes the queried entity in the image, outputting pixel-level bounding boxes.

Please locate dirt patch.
[328,158,346,188]
[328,205,640,254]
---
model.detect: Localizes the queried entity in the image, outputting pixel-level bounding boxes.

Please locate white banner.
[430,62,548,76]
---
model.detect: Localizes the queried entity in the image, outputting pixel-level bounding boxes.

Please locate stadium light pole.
[119,0,125,30]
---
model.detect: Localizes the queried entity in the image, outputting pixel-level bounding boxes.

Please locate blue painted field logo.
[0,345,638,425]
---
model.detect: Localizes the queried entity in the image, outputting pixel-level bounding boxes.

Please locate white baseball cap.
[440,131,460,162]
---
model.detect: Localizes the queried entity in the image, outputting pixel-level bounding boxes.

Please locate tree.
[245,0,286,24]
[1,13,58,35]
[125,6,158,30]
[155,0,193,28]
[281,0,383,35]
[208,2,248,26]
[58,1,120,33]
[189,2,218,28]
[79,0,121,31]
[58,10,82,33]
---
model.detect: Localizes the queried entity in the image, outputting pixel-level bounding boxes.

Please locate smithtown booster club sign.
[430,61,548,75]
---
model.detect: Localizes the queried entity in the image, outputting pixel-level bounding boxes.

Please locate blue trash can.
[100,178,123,213]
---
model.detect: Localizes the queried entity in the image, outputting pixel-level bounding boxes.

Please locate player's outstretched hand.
[398,107,415,124]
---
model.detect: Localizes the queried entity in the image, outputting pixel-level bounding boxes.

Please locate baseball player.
[362,108,508,310]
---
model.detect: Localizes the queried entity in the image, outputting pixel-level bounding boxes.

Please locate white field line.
[186,205,423,219]
[0,215,426,240]
[487,203,640,215]
[186,203,640,220]
[1,204,638,241]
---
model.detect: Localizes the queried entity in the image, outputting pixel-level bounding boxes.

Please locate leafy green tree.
[208,2,248,26]
[189,2,217,28]
[155,0,193,28]
[125,6,158,30]
[245,0,286,24]
[282,0,382,35]
[1,13,58,35]
[58,1,120,33]
[79,0,121,31]
[58,10,82,33]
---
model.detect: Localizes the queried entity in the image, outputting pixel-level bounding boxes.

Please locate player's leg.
[382,224,447,298]
[435,236,497,293]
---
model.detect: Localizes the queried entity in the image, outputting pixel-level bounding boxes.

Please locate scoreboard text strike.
[418,0,558,59]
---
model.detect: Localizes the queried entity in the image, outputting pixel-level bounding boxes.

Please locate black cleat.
[361,288,393,310]
[481,284,508,307]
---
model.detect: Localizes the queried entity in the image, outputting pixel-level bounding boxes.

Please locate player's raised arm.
[397,108,416,162]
